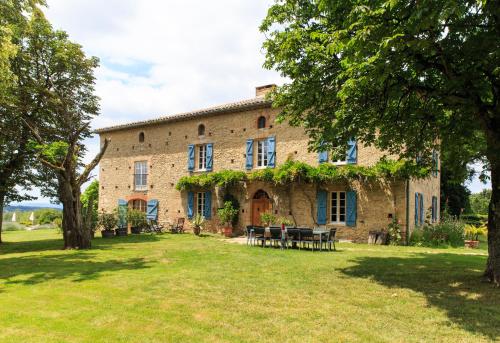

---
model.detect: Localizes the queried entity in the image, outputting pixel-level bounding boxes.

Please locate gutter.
[405,178,410,245]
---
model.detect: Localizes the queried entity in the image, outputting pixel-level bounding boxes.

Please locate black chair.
[299,228,314,251]
[323,228,337,251]
[269,228,282,248]
[254,227,266,247]
[287,228,300,249]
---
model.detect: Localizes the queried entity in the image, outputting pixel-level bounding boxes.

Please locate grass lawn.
[0,230,498,342]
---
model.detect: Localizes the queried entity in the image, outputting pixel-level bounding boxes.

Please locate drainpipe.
[405,179,410,245]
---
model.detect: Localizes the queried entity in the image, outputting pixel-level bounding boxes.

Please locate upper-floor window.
[198,124,205,137]
[330,191,346,224]
[257,116,266,129]
[257,139,268,167]
[329,147,346,165]
[139,132,145,143]
[198,144,207,170]
[130,199,146,212]
[134,161,148,191]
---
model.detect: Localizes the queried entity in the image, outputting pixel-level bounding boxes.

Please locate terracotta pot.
[193,226,201,236]
[223,227,233,238]
[465,240,479,249]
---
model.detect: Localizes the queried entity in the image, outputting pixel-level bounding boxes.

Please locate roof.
[95,96,273,134]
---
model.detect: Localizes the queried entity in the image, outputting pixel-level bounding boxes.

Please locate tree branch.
[77,138,110,186]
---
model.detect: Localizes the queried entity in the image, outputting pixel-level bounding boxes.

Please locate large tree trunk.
[483,116,500,286]
[484,157,500,286]
[59,173,91,249]
[0,193,4,244]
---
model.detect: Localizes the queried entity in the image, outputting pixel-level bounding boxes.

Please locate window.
[198,124,205,136]
[330,191,346,224]
[131,199,146,212]
[134,161,148,191]
[257,116,266,129]
[329,147,346,164]
[197,192,206,216]
[257,139,268,167]
[198,144,207,170]
[139,132,145,143]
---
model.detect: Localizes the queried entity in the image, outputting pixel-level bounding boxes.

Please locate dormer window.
[198,124,205,137]
[257,116,266,129]
[139,132,145,143]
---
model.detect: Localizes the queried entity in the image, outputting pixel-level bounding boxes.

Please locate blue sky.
[14,0,490,205]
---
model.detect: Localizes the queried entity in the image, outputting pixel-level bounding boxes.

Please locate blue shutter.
[206,143,213,171]
[187,192,194,219]
[347,138,357,164]
[318,150,328,164]
[188,144,195,171]
[118,199,128,228]
[346,191,357,227]
[419,193,424,225]
[267,136,276,168]
[431,196,437,222]
[147,199,159,221]
[415,193,419,226]
[316,189,327,225]
[245,139,254,170]
[204,191,212,219]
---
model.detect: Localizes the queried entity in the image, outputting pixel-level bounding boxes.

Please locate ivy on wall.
[175,159,429,191]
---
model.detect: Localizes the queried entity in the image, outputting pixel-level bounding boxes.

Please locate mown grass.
[0,229,498,342]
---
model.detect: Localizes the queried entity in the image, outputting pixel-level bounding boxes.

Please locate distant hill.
[4,204,62,213]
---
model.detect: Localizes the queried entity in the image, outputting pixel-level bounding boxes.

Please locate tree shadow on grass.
[340,252,500,340]
[0,252,150,290]
[0,234,162,255]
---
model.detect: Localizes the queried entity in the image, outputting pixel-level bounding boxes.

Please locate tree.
[261,1,499,284]
[81,180,99,232]
[20,13,109,249]
[470,189,492,215]
[0,0,45,243]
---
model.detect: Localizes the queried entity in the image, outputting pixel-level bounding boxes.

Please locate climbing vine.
[175,158,429,191]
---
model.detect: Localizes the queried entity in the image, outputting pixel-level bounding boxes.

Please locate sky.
[13,0,490,206]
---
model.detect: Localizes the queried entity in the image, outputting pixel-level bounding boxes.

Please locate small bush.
[2,222,25,231]
[414,217,465,247]
[387,218,402,245]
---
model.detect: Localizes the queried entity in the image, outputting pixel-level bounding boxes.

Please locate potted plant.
[127,209,146,235]
[260,212,277,227]
[98,212,117,238]
[217,201,239,237]
[464,224,487,248]
[191,213,205,236]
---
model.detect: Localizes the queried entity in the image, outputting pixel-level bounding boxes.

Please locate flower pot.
[131,226,142,234]
[465,240,479,249]
[115,227,128,236]
[223,226,233,238]
[193,226,201,236]
[101,230,115,238]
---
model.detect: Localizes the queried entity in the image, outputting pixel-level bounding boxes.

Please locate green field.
[0,230,498,342]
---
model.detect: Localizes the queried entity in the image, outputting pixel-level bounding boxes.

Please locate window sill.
[255,165,269,169]
[328,222,346,226]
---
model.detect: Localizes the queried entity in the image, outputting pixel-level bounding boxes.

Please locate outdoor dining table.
[262,227,330,251]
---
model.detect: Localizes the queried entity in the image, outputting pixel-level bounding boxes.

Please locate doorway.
[251,190,271,226]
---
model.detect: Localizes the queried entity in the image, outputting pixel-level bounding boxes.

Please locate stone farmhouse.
[96,85,440,242]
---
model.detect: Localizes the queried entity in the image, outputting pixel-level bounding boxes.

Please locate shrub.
[2,222,25,231]
[387,218,402,245]
[98,212,118,231]
[217,201,239,227]
[38,209,62,225]
[420,217,465,247]
[260,212,276,227]
[190,213,205,236]
[464,224,487,241]
[127,210,147,228]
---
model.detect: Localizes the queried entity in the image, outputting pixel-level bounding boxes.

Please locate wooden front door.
[252,198,271,226]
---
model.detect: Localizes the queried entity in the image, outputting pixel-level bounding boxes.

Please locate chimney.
[255,84,276,97]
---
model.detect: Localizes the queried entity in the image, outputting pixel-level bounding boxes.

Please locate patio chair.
[299,228,314,251]
[269,228,282,248]
[287,228,300,249]
[246,225,256,245]
[323,228,337,251]
[253,227,266,247]
[150,220,164,234]
[172,218,185,233]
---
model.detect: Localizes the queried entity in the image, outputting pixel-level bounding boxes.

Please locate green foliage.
[276,216,294,226]
[2,222,25,231]
[126,209,147,228]
[223,193,240,226]
[81,180,99,230]
[465,224,487,241]
[97,212,117,232]
[260,212,276,227]
[460,214,488,227]
[412,218,465,247]
[387,218,402,246]
[469,189,491,215]
[176,159,428,191]
[217,201,239,227]
[37,209,61,225]
[190,213,205,236]
[52,217,62,229]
